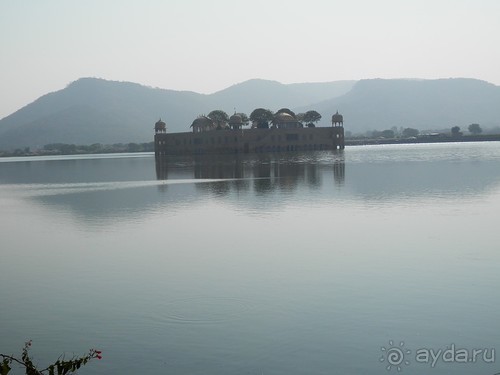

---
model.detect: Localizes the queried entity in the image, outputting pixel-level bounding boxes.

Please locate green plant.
[1,341,101,375]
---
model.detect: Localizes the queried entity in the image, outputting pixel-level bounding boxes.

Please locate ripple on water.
[149,296,262,325]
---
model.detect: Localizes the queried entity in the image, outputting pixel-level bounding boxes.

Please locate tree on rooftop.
[249,108,274,129]
[303,110,322,127]
[208,110,229,129]
[236,112,249,126]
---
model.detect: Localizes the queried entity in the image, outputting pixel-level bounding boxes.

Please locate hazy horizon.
[1,0,499,119]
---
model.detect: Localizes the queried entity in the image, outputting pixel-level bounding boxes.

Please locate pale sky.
[1,0,499,120]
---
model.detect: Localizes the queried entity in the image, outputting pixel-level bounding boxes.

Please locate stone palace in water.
[154,111,345,156]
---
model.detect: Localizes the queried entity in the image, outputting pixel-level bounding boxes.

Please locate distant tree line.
[451,124,483,137]
[355,127,420,140]
[347,123,489,140]
[42,142,155,154]
[0,142,154,157]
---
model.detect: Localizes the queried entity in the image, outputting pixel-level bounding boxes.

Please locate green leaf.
[1,360,12,375]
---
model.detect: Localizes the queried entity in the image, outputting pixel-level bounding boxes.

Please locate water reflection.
[2,145,500,226]
[333,159,345,187]
[2,145,500,375]
[155,151,346,195]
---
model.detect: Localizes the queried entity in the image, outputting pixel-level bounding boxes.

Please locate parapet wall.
[155,127,344,155]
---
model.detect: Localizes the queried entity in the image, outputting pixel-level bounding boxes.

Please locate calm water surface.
[1,143,500,375]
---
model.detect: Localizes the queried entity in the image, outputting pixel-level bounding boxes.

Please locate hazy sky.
[1,0,499,119]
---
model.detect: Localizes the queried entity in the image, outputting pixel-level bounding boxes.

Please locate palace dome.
[229,114,242,125]
[331,111,343,123]
[191,116,213,127]
[155,118,166,131]
[275,112,296,122]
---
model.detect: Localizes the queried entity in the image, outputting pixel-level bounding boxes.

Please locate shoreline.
[345,134,500,146]
[2,135,500,158]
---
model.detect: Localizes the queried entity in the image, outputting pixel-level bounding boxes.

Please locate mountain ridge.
[307,78,500,130]
[0,77,499,150]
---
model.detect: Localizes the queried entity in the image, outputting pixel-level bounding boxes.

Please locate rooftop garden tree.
[236,112,249,127]
[249,108,274,129]
[296,112,305,124]
[303,110,322,127]
[207,110,229,129]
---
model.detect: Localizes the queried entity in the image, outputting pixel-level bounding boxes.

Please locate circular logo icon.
[380,340,411,371]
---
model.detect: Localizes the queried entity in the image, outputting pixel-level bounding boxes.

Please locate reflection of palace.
[333,159,345,186]
[155,157,169,181]
[154,111,345,155]
[155,152,346,194]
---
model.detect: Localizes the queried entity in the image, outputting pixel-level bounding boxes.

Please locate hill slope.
[1,77,499,150]
[210,79,356,114]
[307,78,500,132]
[0,78,355,150]
[0,78,209,149]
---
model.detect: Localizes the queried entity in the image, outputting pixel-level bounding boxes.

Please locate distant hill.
[210,79,356,113]
[0,78,354,150]
[306,78,500,132]
[0,78,208,150]
[1,77,499,150]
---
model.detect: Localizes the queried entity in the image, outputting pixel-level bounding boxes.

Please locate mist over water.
[1,143,500,375]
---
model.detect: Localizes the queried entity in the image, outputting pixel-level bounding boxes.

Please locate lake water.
[1,142,500,375]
